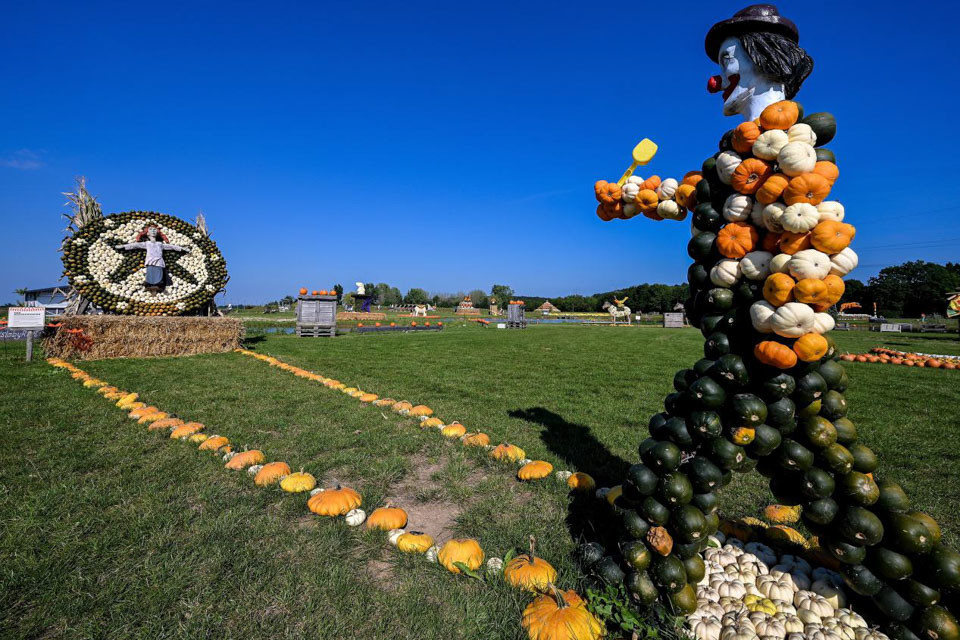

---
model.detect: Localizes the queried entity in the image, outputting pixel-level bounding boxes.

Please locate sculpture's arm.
[160,243,187,252]
[115,242,146,250]
[594,168,702,223]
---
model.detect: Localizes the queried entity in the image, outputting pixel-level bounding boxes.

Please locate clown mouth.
[723,74,740,101]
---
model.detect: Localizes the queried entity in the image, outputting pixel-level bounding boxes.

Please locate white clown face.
[717,36,756,116]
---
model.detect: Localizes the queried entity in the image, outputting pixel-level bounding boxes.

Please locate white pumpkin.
[771,302,816,338]
[750,301,778,333]
[854,629,888,640]
[658,199,684,220]
[835,610,867,630]
[622,203,638,219]
[711,259,741,288]
[710,532,727,546]
[693,616,724,640]
[621,178,642,202]
[344,508,366,526]
[719,597,749,618]
[657,177,679,199]
[807,628,844,640]
[387,528,406,545]
[750,200,766,228]
[773,601,798,616]
[720,622,759,640]
[817,201,845,223]
[554,470,572,482]
[777,142,817,177]
[724,193,754,222]
[780,614,804,634]
[822,618,856,640]
[726,538,746,550]
[757,573,796,602]
[830,248,859,276]
[247,464,263,475]
[755,617,787,640]
[789,249,832,280]
[762,203,787,233]
[699,586,723,604]
[769,253,792,274]
[753,129,790,160]
[797,608,823,626]
[786,123,817,146]
[706,547,740,567]
[486,556,504,573]
[717,151,743,185]
[425,545,440,563]
[795,591,835,618]
[779,203,820,233]
[741,251,773,280]
[813,312,836,334]
[786,633,806,640]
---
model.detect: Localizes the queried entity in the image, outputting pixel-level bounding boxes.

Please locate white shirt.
[118,241,184,267]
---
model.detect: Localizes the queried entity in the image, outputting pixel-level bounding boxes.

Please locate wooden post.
[25,330,34,362]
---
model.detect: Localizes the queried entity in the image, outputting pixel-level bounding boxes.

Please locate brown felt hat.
[705,4,799,62]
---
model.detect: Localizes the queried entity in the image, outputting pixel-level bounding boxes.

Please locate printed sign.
[880,323,901,333]
[8,307,45,328]
[663,312,685,328]
[948,293,960,319]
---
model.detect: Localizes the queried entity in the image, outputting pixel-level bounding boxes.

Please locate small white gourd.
[787,123,817,146]
[778,142,817,176]
[710,259,741,288]
[769,253,792,274]
[817,201,845,222]
[753,129,790,160]
[724,193,754,222]
[717,150,743,184]
[829,248,859,276]
[657,177,679,199]
[344,508,367,526]
[780,203,820,233]
[771,302,816,338]
[789,249,833,280]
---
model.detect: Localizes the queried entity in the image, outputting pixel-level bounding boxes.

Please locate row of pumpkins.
[838,350,959,370]
[48,354,607,639]
[589,100,960,640]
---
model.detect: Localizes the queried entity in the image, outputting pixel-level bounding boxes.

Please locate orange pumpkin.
[755,341,798,369]
[783,173,831,206]
[299,287,308,295]
[731,158,774,195]
[461,432,491,447]
[717,222,759,258]
[366,505,408,530]
[794,333,829,362]
[761,231,782,253]
[779,230,812,254]
[636,189,659,214]
[675,183,697,208]
[759,100,800,130]
[763,273,795,307]
[225,449,265,470]
[641,175,661,191]
[794,278,830,305]
[595,203,614,222]
[811,221,856,254]
[927,359,942,369]
[254,461,291,486]
[812,161,839,185]
[822,274,846,305]
[732,121,761,153]
[682,171,703,186]
[594,180,620,204]
[756,173,790,204]
[647,526,674,556]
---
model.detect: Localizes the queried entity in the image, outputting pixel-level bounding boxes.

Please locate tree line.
[843,261,959,318]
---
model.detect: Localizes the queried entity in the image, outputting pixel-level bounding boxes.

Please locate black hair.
[739,30,814,99]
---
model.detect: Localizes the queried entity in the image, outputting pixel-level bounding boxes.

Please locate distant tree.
[281,295,294,306]
[468,289,489,308]
[364,282,375,297]
[490,284,514,305]
[374,283,401,306]
[14,287,27,304]
[333,284,343,302]
[404,287,430,305]
[867,261,960,317]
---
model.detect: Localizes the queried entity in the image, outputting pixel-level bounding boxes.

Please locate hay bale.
[44,315,244,360]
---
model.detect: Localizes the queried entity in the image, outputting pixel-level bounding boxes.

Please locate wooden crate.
[297,295,337,337]
[506,304,527,329]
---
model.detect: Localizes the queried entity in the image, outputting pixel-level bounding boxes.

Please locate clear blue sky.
[2,1,957,304]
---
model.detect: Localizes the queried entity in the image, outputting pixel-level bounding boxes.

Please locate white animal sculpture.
[603,297,632,325]
[412,304,427,317]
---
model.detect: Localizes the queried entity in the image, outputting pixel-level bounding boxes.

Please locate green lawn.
[1,324,958,639]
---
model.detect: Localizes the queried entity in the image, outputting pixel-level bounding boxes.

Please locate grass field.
[2,324,959,639]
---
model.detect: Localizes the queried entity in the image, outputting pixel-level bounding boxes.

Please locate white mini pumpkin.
[789,249,832,280]
[780,203,820,233]
[817,201,845,222]
[724,193,754,221]
[750,200,766,228]
[425,545,440,563]
[757,573,796,602]
[693,616,724,640]
[486,557,504,573]
[762,202,787,233]
[344,508,367,526]
[621,178,641,202]
[755,617,787,640]
[769,253,792,274]
[657,177,679,199]
[699,586,722,603]
[753,129,790,160]
[387,528,406,545]
[622,202,639,219]
[786,123,817,146]
[854,630,888,640]
[778,142,817,177]
[554,470,572,482]
[780,614,804,634]
[771,302,816,338]
[720,621,758,640]
[835,610,867,630]
[247,464,263,475]
[741,251,773,281]
[717,150,743,184]
[830,248,859,276]
[795,591,835,618]
[718,580,748,599]
[658,199,684,220]
[813,312,836,334]
[711,259,741,288]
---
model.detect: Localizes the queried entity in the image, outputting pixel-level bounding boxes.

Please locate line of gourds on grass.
[586,100,960,640]
[840,349,959,370]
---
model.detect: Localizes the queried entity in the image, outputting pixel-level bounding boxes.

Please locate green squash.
[816,148,836,163]
[747,424,781,457]
[686,377,727,411]
[650,554,687,593]
[704,332,732,360]
[674,539,707,559]
[681,554,706,584]
[777,438,814,471]
[708,354,749,390]
[766,397,797,433]
[838,471,880,505]
[673,370,697,393]
[595,556,626,585]
[837,505,885,546]
[802,112,837,146]
[661,417,694,449]
[885,513,935,555]
[693,358,715,376]
[918,545,960,591]
[709,437,746,470]
[911,512,942,546]
[684,457,723,493]
[641,441,681,474]
[687,232,717,263]
[703,511,720,536]
[825,536,868,564]
[842,563,885,596]
[797,399,822,419]
[691,491,719,514]
[625,570,659,605]
[667,583,698,614]
[638,438,658,459]
[731,279,763,305]
[688,264,711,289]
[901,578,941,607]
[885,622,923,640]
[793,371,827,406]
[657,472,693,506]
[672,505,707,543]
[876,479,911,513]
[693,202,722,232]
[688,411,723,439]
[626,463,659,497]
[820,390,848,420]
[833,417,858,444]
[872,585,916,622]
[622,509,651,539]
[622,540,652,571]
[915,605,960,640]
[800,467,836,498]
[819,443,854,475]
[703,288,734,313]
[729,393,767,427]
[578,542,605,567]
[801,415,838,448]
[664,392,687,417]
[639,496,671,526]
[818,359,846,389]
[868,546,914,580]
[760,372,797,401]
[803,497,839,525]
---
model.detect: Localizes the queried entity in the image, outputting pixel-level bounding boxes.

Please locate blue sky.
[2,1,958,304]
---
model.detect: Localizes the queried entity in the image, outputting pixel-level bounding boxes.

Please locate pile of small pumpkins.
[839,349,958,370]
[587,100,960,640]
[299,287,337,296]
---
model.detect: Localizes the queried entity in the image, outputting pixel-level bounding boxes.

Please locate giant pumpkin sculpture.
[590,5,960,640]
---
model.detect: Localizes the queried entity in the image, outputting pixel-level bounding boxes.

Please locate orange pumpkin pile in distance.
[839,348,960,370]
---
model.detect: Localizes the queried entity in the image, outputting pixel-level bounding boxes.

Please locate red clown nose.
[707,75,722,93]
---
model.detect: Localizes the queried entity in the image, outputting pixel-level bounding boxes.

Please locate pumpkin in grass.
[170,422,204,439]
[522,586,604,640]
[441,423,467,438]
[794,333,829,362]
[490,443,526,462]
[280,471,316,493]
[127,405,157,419]
[794,278,830,305]
[254,461,291,486]
[764,504,802,524]
[759,100,800,130]
[505,536,557,592]
[755,340,798,369]
[461,432,490,447]
[225,450,265,470]
[367,505,408,530]
[308,485,362,516]
[784,173,831,206]
[199,435,229,451]
[518,460,554,481]
[373,398,396,408]
[438,538,485,574]
[408,405,433,417]
[420,417,443,428]
[188,433,208,444]
[731,158,774,195]
[732,121,761,153]
[567,472,596,492]
[763,273,796,307]
[779,230,812,254]
[811,220,856,254]
[358,392,378,403]
[396,531,434,554]
[717,221,759,258]
[391,401,413,413]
